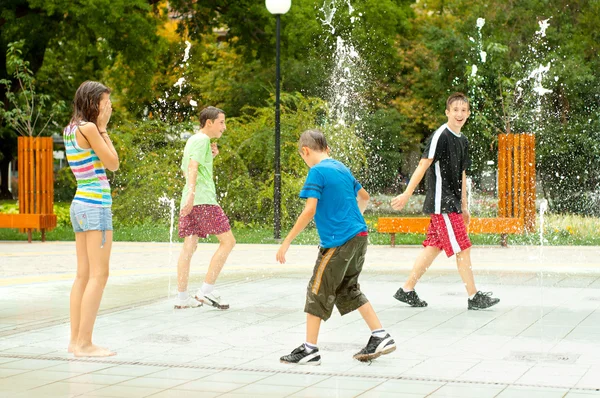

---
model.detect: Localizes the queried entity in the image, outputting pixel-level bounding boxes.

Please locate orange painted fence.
[377,133,535,246]
[0,137,57,242]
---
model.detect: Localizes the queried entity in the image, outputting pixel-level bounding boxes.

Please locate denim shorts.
[70,202,113,246]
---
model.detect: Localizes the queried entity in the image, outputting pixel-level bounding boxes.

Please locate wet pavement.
[1,242,600,397]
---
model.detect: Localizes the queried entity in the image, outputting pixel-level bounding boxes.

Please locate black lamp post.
[266,0,291,240]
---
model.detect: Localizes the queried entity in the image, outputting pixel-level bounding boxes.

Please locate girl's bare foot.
[68,342,77,353]
[74,344,116,357]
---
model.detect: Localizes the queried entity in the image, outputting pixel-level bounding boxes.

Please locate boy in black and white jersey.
[390,93,500,310]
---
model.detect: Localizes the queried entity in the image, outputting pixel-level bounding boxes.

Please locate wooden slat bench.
[0,214,57,242]
[0,137,57,242]
[377,217,524,247]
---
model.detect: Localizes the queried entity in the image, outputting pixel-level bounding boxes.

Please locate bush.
[54,167,77,202]
[357,108,421,193]
[107,93,368,228]
[110,120,186,225]
[538,115,600,216]
[214,93,367,226]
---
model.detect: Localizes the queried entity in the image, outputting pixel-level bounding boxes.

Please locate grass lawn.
[1,214,599,246]
[1,200,599,245]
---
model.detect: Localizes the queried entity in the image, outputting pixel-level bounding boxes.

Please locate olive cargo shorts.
[304,234,369,321]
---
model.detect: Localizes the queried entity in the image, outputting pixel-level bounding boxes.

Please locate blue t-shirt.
[299,158,367,248]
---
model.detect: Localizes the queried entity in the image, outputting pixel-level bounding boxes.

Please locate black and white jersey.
[421,124,471,214]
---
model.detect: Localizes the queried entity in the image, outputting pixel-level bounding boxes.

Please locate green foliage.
[390,0,600,211]
[162,0,414,119]
[2,0,599,221]
[110,119,186,224]
[214,93,367,226]
[358,108,420,193]
[0,41,65,137]
[109,94,366,227]
[538,115,600,215]
[54,167,77,202]
[53,202,72,227]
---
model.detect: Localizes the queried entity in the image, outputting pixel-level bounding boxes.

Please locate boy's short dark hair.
[298,129,328,152]
[446,92,470,110]
[199,106,225,128]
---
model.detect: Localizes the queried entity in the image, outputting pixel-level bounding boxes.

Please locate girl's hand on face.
[97,96,112,131]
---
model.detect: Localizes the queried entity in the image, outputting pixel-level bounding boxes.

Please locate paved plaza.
[1,241,600,397]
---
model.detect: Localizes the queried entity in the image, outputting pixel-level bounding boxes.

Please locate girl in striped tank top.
[65,81,119,358]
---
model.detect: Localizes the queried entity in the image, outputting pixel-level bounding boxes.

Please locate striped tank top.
[63,123,112,207]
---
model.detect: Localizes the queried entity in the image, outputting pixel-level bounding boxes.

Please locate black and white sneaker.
[393,288,428,307]
[468,291,500,310]
[280,345,321,366]
[353,334,396,362]
[195,291,229,310]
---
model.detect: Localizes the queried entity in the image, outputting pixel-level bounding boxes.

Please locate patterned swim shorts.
[178,204,231,239]
[422,213,472,257]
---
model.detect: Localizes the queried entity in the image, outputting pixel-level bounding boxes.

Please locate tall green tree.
[390,0,600,210]
[165,0,414,114]
[0,0,165,198]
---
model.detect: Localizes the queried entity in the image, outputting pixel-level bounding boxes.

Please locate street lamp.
[266,0,291,240]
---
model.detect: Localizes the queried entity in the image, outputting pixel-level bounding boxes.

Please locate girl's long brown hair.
[71,81,111,124]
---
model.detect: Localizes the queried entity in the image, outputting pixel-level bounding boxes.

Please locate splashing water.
[314,0,371,175]
[155,40,196,120]
[159,194,177,298]
[536,18,551,38]
[329,36,363,126]
[319,0,338,34]
[466,177,473,211]
[514,17,553,130]
[539,199,548,246]
[467,17,487,112]
[319,0,366,127]
[181,40,192,64]
[476,18,487,63]
[173,77,186,96]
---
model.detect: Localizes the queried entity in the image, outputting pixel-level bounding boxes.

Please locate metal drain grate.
[507,351,580,364]
[1,352,598,392]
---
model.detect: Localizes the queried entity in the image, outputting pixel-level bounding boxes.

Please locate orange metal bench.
[377,217,524,247]
[0,137,57,242]
[378,133,535,247]
[0,214,57,242]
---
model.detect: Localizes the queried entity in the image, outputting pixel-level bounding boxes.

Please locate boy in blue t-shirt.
[276,129,396,365]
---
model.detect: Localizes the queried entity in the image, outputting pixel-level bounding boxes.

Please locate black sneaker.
[468,291,500,310]
[354,334,396,362]
[393,288,428,307]
[280,345,321,366]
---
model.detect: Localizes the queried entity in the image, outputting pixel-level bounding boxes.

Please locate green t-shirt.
[180,133,218,207]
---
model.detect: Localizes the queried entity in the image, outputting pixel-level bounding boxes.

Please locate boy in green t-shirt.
[174,106,235,310]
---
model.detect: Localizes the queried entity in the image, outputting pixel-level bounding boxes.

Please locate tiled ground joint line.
[0,352,598,393]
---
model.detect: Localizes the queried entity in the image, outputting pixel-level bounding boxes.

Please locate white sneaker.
[195,290,229,310]
[173,295,202,309]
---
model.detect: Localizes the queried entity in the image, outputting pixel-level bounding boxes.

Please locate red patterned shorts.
[422,213,472,257]
[178,205,231,239]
